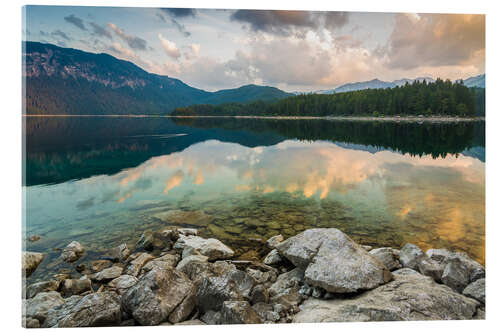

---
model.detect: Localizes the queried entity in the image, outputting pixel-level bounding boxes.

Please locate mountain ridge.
[23,41,291,115]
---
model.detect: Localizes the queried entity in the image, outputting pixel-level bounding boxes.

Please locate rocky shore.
[22,227,485,328]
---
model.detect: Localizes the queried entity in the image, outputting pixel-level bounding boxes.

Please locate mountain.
[462,74,485,88]
[23,41,290,115]
[315,77,435,94]
[201,84,292,105]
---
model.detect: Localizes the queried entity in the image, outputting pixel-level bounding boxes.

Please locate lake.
[23,116,485,281]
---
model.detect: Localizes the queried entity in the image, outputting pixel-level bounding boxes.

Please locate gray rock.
[220,301,262,324]
[448,252,485,283]
[252,303,280,322]
[426,248,452,263]
[60,241,85,263]
[399,243,425,270]
[417,257,444,282]
[176,254,209,275]
[22,251,46,277]
[246,267,277,284]
[43,292,121,327]
[369,247,402,271]
[250,284,269,304]
[174,235,234,260]
[426,249,484,283]
[26,280,60,299]
[267,235,284,249]
[263,249,283,265]
[24,291,64,323]
[108,243,130,262]
[200,310,222,325]
[108,275,138,295]
[277,229,392,293]
[463,278,485,304]
[196,275,243,313]
[269,267,304,298]
[122,266,195,326]
[60,278,92,297]
[123,252,154,277]
[168,284,197,323]
[92,266,123,282]
[293,269,480,322]
[442,258,470,293]
[361,245,373,251]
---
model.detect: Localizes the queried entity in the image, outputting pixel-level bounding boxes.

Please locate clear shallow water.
[23,117,485,281]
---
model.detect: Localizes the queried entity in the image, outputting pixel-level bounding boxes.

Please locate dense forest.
[172,80,486,117]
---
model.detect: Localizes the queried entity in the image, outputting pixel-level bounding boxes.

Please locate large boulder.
[121,266,195,326]
[43,292,121,327]
[398,243,425,270]
[441,258,470,293]
[276,229,392,293]
[60,241,85,263]
[23,291,64,324]
[462,278,485,304]
[22,251,46,277]
[369,248,401,271]
[174,235,234,260]
[293,269,480,322]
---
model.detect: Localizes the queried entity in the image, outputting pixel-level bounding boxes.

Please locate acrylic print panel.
[22,4,485,328]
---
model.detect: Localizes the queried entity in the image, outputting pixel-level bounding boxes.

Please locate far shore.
[23,114,485,122]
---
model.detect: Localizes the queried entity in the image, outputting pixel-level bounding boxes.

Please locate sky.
[23,6,485,92]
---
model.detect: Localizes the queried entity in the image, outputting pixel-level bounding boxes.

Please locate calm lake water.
[23,116,485,281]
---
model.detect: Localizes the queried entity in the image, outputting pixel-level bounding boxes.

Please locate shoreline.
[22,227,485,327]
[23,114,485,122]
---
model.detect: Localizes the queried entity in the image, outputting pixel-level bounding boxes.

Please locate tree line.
[172,79,485,117]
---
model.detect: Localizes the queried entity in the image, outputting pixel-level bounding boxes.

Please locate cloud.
[64,14,86,31]
[230,10,349,37]
[156,11,192,37]
[171,18,191,37]
[160,8,196,18]
[382,14,485,70]
[51,29,71,41]
[158,33,181,59]
[89,22,112,39]
[108,23,148,50]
